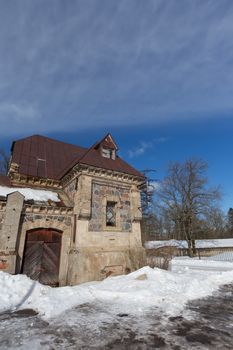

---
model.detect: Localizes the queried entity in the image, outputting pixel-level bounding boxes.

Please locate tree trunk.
[191,239,196,256]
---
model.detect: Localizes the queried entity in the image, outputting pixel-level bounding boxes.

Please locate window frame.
[102,196,121,231]
[106,200,117,227]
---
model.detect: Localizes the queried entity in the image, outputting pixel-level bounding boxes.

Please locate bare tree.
[202,207,227,238]
[156,159,221,256]
[140,170,159,242]
[140,170,157,215]
[226,208,233,236]
[0,149,9,175]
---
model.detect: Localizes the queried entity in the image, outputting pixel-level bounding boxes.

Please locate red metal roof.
[11,135,144,180]
[0,175,11,187]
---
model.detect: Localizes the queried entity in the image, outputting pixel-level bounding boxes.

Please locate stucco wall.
[67,246,146,285]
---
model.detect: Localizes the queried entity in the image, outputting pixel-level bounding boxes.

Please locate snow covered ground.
[0,185,60,202]
[1,266,233,320]
[145,238,233,249]
[1,267,233,349]
[207,251,233,262]
[170,257,233,273]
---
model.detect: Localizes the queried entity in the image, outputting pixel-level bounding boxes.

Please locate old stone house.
[0,134,146,286]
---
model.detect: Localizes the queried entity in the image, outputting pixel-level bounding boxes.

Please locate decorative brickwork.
[22,213,72,226]
[89,183,132,232]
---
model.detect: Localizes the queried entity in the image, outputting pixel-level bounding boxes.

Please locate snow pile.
[0,185,60,202]
[1,266,233,319]
[145,239,233,249]
[0,272,94,319]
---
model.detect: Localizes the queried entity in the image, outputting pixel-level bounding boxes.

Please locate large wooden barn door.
[22,229,62,286]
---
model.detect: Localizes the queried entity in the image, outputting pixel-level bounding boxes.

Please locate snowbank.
[1,266,233,319]
[145,239,233,249]
[0,185,60,202]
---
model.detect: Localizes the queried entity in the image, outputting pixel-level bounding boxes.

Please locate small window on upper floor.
[102,148,111,158]
[102,148,115,160]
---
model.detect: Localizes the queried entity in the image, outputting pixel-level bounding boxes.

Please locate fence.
[146,246,233,270]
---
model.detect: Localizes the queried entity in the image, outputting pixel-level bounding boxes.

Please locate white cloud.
[0,103,39,122]
[128,141,153,158]
[0,1,233,135]
[148,180,160,192]
[128,137,168,158]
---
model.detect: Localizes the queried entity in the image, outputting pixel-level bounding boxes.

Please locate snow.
[1,266,233,320]
[0,185,60,202]
[145,238,233,249]
[170,257,233,273]
[207,251,233,262]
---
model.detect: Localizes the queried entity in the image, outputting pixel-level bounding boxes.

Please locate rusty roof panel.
[0,175,11,187]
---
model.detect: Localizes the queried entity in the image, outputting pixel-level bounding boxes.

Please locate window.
[106,201,117,226]
[102,148,111,158]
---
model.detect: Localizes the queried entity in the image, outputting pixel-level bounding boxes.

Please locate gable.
[98,134,118,151]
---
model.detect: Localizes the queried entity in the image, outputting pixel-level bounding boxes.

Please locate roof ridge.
[13,134,88,151]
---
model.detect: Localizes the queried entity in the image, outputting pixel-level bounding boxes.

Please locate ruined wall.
[88,182,132,232]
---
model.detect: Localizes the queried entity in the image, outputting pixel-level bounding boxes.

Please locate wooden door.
[22,229,62,286]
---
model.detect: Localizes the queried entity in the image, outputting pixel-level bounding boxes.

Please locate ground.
[0,283,232,350]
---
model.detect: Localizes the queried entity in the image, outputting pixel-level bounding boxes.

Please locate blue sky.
[0,0,233,212]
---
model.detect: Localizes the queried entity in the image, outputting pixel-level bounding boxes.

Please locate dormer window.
[95,133,118,160]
